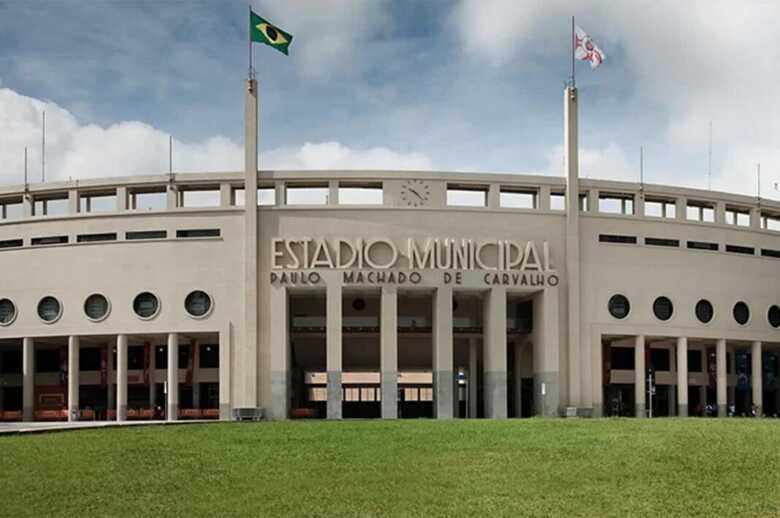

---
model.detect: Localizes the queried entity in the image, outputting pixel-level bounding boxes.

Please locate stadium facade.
[0,83,779,422]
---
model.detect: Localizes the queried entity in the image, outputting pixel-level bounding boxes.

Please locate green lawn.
[1,419,778,517]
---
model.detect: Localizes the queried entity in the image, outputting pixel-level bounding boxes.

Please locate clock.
[400,179,432,207]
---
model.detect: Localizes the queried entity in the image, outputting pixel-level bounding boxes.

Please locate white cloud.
[254,0,388,79]
[454,0,780,199]
[0,88,434,186]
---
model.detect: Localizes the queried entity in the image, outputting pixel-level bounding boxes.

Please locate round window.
[38,296,62,323]
[185,290,212,318]
[84,294,110,321]
[352,298,366,311]
[133,292,160,319]
[0,298,16,325]
[608,294,630,319]
[733,302,750,326]
[653,296,674,321]
[767,305,780,328]
[695,299,714,324]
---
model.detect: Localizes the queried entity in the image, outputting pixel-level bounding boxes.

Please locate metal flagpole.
[571,16,576,87]
[708,121,712,190]
[248,5,254,80]
[640,145,644,188]
[24,147,28,188]
[42,111,46,183]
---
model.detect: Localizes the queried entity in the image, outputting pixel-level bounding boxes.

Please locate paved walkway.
[0,419,218,435]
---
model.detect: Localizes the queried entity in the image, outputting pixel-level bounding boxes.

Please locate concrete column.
[716,338,727,417]
[67,336,80,421]
[269,285,289,419]
[219,183,233,207]
[487,184,500,208]
[243,78,259,411]
[166,184,178,209]
[23,194,34,218]
[68,189,79,214]
[483,287,507,418]
[514,341,523,418]
[715,201,726,224]
[468,338,478,418]
[219,324,232,420]
[167,333,179,421]
[635,192,645,217]
[107,343,115,411]
[22,338,34,422]
[116,335,128,421]
[675,197,687,221]
[539,185,551,211]
[149,344,157,409]
[274,181,286,206]
[326,283,342,419]
[380,286,398,419]
[116,187,128,211]
[328,180,339,205]
[676,337,688,417]
[634,335,646,418]
[533,288,561,417]
[752,341,763,416]
[750,208,761,229]
[192,340,200,409]
[433,286,454,419]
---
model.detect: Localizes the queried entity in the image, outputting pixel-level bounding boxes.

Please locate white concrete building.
[0,83,779,421]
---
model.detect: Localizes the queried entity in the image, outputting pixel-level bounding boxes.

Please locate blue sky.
[1,0,779,199]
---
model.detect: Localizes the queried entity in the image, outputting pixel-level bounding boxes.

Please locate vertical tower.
[244,78,259,409]
[564,85,581,413]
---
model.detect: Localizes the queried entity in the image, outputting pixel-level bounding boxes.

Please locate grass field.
[1,419,779,517]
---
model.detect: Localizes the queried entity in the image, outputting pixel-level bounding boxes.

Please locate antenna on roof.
[42,110,46,183]
[168,135,174,184]
[24,147,28,188]
[640,145,644,192]
[757,163,761,207]
[707,120,712,190]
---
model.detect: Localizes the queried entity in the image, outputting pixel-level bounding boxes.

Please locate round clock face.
[400,179,431,207]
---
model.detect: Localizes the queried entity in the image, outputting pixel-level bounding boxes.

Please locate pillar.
[269,285,289,419]
[483,287,507,418]
[107,342,115,412]
[67,336,80,421]
[564,86,582,413]
[634,335,646,418]
[468,338,478,418]
[328,180,339,205]
[676,337,688,417]
[68,189,79,214]
[22,337,34,422]
[487,184,500,208]
[243,78,259,410]
[380,286,398,419]
[219,183,232,207]
[192,340,200,409]
[219,324,232,420]
[326,283,342,420]
[433,286,454,419]
[533,288,561,417]
[716,338,727,417]
[167,333,179,421]
[149,344,157,409]
[116,186,128,211]
[514,341,523,418]
[539,185,551,211]
[752,341,762,416]
[116,335,128,421]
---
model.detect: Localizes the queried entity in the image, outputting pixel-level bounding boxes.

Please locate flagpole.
[571,16,575,88]
[248,5,254,79]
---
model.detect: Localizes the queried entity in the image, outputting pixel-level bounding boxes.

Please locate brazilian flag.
[250,11,293,55]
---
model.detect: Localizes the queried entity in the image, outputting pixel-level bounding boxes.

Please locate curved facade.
[1,168,779,421]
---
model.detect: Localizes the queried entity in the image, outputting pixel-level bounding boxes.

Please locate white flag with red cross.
[574,25,605,69]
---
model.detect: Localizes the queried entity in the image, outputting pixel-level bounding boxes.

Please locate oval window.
[38,296,62,323]
[653,296,674,321]
[695,299,714,324]
[733,302,750,326]
[0,298,16,325]
[767,305,780,328]
[608,294,630,319]
[84,294,110,321]
[185,290,212,318]
[133,292,160,319]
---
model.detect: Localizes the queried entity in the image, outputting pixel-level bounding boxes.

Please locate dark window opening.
[687,241,719,251]
[695,299,714,324]
[176,229,220,238]
[35,349,61,372]
[199,344,219,368]
[79,347,102,371]
[650,348,671,371]
[155,346,167,369]
[0,350,22,373]
[599,234,637,244]
[725,244,754,255]
[128,346,145,370]
[610,347,635,370]
[653,296,674,321]
[31,235,68,246]
[688,350,703,372]
[608,294,630,319]
[645,237,680,247]
[77,233,117,243]
[733,302,750,325]
[761,248,780,258]
[769,305,780,328]
[0,239,23,249]
[126,230,166,240]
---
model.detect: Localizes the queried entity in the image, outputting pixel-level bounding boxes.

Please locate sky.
[1,0,779,200]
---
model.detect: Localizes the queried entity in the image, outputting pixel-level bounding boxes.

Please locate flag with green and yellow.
[251,10,293,55]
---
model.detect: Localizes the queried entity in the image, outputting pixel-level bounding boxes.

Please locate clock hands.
[407,186,424,201]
